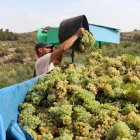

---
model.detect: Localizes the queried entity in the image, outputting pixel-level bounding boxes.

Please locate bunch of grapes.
[73,121,91,137]
[79,30,95,52]
[106,121,131,140]
[48,105,72,125]
[72,105,92,123]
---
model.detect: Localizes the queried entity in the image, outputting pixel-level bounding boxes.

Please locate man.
[34,27,86,76]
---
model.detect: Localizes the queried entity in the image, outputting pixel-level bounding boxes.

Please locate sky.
[0,0,140,33]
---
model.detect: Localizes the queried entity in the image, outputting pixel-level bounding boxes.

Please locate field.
[0,32,36,88]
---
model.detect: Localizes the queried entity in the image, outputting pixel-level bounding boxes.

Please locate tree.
[0,28,18,41]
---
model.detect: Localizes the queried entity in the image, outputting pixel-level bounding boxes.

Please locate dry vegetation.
[0,31,37,88]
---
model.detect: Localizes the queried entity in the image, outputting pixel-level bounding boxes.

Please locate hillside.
[0,31,37,88]
[0,29,140,88]
[121,30,140,42]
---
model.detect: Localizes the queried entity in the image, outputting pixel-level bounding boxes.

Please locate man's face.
[42,47,52,54]
[38,47,53,55]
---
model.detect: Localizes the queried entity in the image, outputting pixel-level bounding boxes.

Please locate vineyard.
[18,52,140,140]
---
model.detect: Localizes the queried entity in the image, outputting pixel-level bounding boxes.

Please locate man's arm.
[50,27,86,63]
[53,53,63,65]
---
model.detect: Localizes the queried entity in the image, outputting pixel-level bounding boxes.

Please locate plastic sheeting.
[0,76,39,140]
[0,115,5,140]
[6,120,34,140]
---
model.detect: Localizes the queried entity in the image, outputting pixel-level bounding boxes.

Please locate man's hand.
[50,27,87,63]
[76,27,86,37]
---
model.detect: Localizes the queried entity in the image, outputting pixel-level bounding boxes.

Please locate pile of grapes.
[18,52,140,140]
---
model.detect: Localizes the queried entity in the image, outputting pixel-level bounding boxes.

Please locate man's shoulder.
[36,53,51,62]
[41,53,51,59]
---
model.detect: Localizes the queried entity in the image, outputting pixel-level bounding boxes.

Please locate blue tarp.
[0,76,39,140]
[0,115,5,140]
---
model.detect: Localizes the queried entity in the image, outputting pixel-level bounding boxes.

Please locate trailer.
[0,76,40,140]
